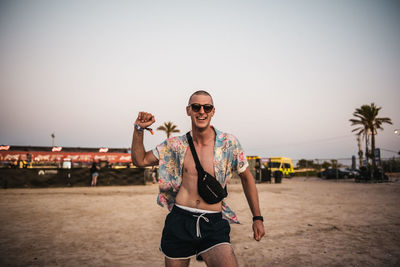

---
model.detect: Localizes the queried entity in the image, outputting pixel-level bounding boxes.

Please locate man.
[131,91,265,267]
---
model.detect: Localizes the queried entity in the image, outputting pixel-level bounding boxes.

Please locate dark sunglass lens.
[191,104,201,112]
[204,105,213,113]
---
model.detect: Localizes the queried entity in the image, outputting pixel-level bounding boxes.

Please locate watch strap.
[253,216,264,222]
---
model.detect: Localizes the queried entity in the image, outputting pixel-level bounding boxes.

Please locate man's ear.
[186,106,191,116]
[210,108,215,117]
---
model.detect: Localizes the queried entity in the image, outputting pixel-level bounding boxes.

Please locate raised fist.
[135,112,155,129]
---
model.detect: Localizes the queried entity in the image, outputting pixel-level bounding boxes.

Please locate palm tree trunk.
[365,132,369,167]
[357,135,363,167]
[371,131,376,170]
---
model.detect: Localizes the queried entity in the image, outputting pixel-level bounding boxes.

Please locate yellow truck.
[267,157,294,177]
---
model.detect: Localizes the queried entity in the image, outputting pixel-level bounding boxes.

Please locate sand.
[1,177,400,266]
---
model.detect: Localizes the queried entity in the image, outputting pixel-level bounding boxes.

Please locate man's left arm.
[239,167,265,241]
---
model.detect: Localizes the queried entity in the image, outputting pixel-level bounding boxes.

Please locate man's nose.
[199,106,205,113]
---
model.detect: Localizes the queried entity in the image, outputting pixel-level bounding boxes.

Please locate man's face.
[186,94,215,130]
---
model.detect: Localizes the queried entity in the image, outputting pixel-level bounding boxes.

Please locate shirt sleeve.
[152,139,168,161]
[232,138,249,174]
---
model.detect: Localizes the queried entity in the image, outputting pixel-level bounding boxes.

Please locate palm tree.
[350,103,392,169]
[350,105,370,167]
[157,121,180,138]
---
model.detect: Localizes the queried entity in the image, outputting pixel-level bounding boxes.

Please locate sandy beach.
[1,177,400,266]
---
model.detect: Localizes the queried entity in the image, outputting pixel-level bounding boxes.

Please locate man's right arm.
[131,112,158,167]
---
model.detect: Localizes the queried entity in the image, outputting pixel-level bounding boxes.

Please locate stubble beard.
[191,116,211,132]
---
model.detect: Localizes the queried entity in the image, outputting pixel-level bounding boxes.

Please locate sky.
[0,0,399,162]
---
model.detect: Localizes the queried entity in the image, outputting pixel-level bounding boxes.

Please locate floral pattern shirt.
[152,127,249,223]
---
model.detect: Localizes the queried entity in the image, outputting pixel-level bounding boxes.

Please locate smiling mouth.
[197,116,207,121]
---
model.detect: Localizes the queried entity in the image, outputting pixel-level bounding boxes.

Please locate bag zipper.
[205,184,218,198]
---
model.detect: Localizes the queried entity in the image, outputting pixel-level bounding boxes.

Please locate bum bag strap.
[186,132,205,174]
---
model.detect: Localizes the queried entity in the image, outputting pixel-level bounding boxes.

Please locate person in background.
[90,162,100,186]
[151,166,158,184]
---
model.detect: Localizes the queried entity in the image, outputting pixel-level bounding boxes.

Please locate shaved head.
[188,90,214,105]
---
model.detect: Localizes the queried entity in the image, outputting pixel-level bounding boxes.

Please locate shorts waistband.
[175,204,220,214]
[172,204,222,221]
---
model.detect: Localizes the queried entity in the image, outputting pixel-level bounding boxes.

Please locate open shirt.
[152,127,249,223]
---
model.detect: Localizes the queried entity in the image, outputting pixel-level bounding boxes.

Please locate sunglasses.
[189,103,214,113]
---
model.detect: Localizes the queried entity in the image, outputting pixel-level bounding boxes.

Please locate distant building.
[0,145,131,167]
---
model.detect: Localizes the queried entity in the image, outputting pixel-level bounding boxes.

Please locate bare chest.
[183,144,215,177]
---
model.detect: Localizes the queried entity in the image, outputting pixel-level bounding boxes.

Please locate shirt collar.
[212,126,226,147]
[185,126,225,147]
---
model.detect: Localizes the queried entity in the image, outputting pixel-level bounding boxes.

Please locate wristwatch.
[253,216,264,222]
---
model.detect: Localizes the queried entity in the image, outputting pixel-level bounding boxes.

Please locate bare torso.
[175,134,222,211]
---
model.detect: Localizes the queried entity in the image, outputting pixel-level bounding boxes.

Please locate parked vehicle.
[267,157,294,177]
[345,168,360,178]
[355,166,389,182]
[317,168,350,179]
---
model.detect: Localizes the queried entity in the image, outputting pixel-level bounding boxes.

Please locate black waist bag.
[186,132,227,204]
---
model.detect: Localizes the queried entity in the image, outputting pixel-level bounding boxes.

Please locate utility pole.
[51,132,55,147]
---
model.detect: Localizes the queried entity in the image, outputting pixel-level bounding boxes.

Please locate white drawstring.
[193,213,209,238]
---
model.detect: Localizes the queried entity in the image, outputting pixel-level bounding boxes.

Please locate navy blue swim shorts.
[160,204,231,261]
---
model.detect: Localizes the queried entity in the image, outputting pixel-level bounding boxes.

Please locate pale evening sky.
[0,0,399,162]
